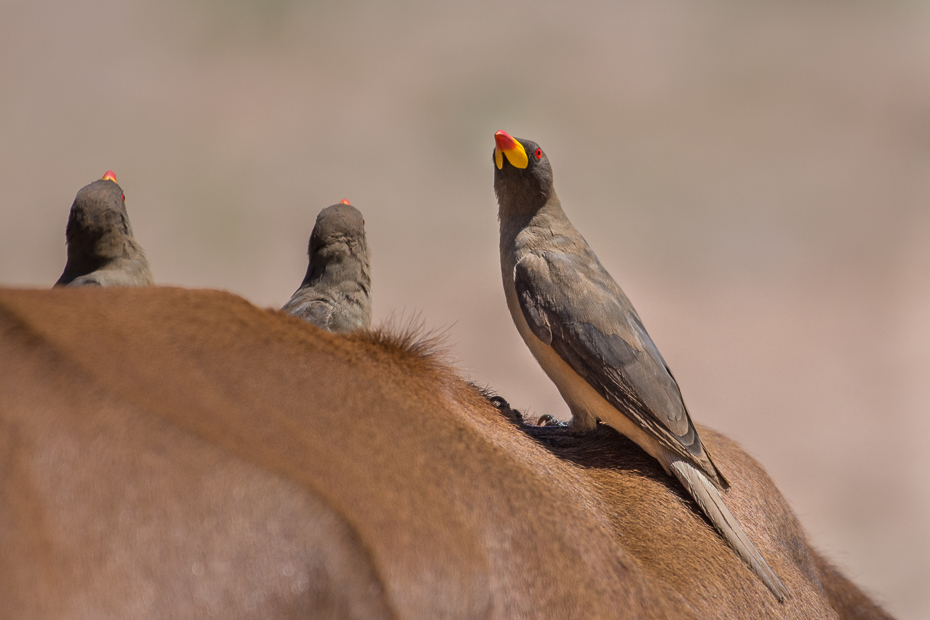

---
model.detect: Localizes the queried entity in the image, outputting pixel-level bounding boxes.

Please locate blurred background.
[2,0,928,615]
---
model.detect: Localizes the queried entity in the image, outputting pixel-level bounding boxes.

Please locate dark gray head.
[493,131,555,217]
[56,171,151,286]
[302,201,371,288]
[66,176,131,253]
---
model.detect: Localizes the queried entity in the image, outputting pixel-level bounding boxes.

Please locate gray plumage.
[493,131,787,601]
[282,202,372,333]
[55,176,153,288]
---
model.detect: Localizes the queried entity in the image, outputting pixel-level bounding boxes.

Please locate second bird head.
[307,200,369,271]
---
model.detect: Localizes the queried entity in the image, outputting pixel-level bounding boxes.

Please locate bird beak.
[494,130,528,170]
[102,170,117,183]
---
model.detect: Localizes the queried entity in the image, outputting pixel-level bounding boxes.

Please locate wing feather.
[514,249,719,480]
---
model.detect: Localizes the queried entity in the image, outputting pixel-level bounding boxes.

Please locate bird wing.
[282,293,335,329]
[67,274,105,287]
[514,248,720,481]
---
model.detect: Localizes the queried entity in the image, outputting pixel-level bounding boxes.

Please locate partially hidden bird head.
[493,130,554,212]
[65,171,134,261]
[308,202,369,268]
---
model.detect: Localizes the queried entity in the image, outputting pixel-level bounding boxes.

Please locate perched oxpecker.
[55,171,154,288]
[493,130,787,601]
[282,201,372,333]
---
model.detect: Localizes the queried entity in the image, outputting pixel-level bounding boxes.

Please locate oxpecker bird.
[282,200,372,333]
[493,130,788,601]
[55,171,154,288]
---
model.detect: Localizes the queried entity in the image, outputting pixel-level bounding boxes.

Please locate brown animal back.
[0,287,892,620]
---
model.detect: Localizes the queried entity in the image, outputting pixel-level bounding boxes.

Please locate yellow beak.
[494,130,528,170]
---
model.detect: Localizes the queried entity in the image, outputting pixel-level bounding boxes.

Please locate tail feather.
[668,458,789,602]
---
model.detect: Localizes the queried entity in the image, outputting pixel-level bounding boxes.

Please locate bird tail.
[668,458,789,602]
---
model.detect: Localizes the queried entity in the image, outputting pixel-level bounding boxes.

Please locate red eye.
[535,148,542,159]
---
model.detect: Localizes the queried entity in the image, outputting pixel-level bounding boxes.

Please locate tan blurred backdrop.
[2,0,928,616]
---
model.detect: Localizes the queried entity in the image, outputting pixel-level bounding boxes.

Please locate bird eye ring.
[535,148,542,159]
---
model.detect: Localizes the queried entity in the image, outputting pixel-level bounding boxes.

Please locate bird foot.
[535,414,569,427]
[488,395,524,426]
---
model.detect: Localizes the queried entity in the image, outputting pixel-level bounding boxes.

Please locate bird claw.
[488,395,523,425]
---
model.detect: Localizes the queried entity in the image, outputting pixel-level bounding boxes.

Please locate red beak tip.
[494,130,516,150]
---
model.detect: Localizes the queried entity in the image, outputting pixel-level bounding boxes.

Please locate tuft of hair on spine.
[357,311,455,370]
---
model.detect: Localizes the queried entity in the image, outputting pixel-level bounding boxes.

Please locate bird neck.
[499,190,565,246]
[67,204,140,260]
[64,227,141,274]
[302,250,371,294]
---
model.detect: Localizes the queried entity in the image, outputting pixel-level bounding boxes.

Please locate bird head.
[493,131,554,212]
[304,202,371,289]
[309,202,368,262]
[66,172,133,255]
